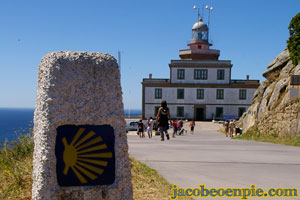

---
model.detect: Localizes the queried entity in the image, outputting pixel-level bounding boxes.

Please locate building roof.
[141,81,260,88]
[169,60,232,68]
[192,18,208,31]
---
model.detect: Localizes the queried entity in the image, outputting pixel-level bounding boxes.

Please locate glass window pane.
[177,107,184,117]
[177,89,184,99]
[202,70,207,79]
[194,70,199,79]
[155,88,162,99]
[239,90,247,100]
[177,69,185,79]
[195,69,207,80]
[216,107,223,118]
[217,70,225,80]
[197,89,204,99]
[216,89,224,99]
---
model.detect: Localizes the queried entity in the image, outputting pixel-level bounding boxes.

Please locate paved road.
[128,122,300,199]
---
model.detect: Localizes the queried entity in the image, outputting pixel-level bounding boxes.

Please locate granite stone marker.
[32,52,133,200]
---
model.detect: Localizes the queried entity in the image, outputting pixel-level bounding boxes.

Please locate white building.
[142,17,259,120]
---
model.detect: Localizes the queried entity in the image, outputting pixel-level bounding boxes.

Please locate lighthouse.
[142,9,259,121]
[179,18,220,61]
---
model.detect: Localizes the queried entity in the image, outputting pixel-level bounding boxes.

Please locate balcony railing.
[230,80,260,84]
[143,78,169,83]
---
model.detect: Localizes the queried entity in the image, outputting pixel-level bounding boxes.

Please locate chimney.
[246,75,249,80]
[149,73,152,79]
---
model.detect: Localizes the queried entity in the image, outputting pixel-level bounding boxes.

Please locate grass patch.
[234,134,300,146]
[131,156,171,200]
[0,133,33,200]
[131,156,192,200]
[218,127,226,134]
[0,132,192,200]
[234,128,300,147]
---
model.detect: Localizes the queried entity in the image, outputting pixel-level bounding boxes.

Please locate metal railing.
[230,80,259,84]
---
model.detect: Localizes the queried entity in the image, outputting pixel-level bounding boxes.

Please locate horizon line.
[0,107,142,110]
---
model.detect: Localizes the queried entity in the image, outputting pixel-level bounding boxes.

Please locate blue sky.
[0,0,299,109]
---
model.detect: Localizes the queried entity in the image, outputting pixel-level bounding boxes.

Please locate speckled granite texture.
[32,51,133,200]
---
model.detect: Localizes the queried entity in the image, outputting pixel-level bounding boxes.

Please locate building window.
[217,69,225,80]
[177,107,184,117]
[197,89,204,99]
[194,69,207,80]
[238,107,246,118]
[239,89,247,100]
[177,89,184,99]
[154,106,160,117]
[216,89,224,99]
[216,107,223,118]
[177,69,185,80]
[155,88,162,99]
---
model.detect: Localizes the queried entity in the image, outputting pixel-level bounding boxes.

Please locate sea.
[0,108,141,143]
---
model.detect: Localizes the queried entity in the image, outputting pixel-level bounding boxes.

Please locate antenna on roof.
[206,5,214,42]
[193,5,201,20]
[202,4,205,19]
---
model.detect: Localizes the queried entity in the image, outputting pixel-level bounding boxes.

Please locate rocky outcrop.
[239,49,300,137]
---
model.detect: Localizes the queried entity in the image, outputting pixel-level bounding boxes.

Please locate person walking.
[179,120,183,129]
[224,120,229,137]
[177,120,181,136]
[138,119,145,138]
[178,119,184,135]
[146,117,154,138]
[190,120,195,134]
[172,120,177,138]
[156,100,171,141]
[229,119,235,138]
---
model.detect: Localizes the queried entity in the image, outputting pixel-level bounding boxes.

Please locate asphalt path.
[127,122,300,199]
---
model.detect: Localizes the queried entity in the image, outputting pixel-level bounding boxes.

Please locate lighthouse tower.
[179,18,220,60]
[141,11,260,121]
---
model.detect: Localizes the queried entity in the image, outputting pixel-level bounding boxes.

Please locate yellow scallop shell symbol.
[62,128,113,183]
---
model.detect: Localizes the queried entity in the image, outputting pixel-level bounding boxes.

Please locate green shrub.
[287,12,300,66]
[0,131,34,199]
[235,126,300,147]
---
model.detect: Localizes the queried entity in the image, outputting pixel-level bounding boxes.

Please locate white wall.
[206,105,248,119]
[144,86,256,119]
[144,103,249,120]
[145,87,256,105]
[145,104,194,119]
[170,67,230,84]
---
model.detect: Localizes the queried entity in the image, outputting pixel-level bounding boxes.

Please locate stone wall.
[255,99,300,137]
[239,49,300,137]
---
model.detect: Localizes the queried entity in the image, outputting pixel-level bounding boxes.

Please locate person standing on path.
[190,120,195,134]
[178,119,184,135]
[138,119,145,138]
[147,117,154,138]
[224,120,229,137]
[156,100,171,141]
[172,120,177,138]
[229,119,235,138]
[180,120,183,129]
[177,120,181,135]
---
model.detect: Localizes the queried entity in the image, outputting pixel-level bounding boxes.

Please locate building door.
[194,104,206,121]
[195,108,204,121]
[216,107,223,120]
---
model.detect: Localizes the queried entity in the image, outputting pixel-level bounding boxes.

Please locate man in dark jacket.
[156,100,171,141]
